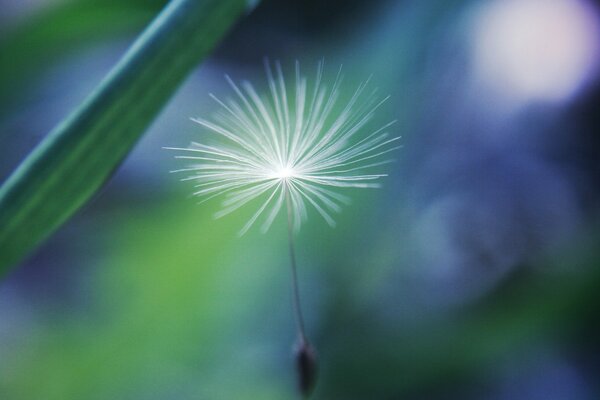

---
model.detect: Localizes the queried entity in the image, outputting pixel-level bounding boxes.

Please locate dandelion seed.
[166,61,400,234]
[166,61,399,397]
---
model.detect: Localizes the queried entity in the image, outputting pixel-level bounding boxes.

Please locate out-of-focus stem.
[284,182,307,345]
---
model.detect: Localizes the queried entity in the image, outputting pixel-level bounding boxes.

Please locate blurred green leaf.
[319,237,600,398]
[0,0,165,115]
[0,0,253,277]
[1,199,289,400]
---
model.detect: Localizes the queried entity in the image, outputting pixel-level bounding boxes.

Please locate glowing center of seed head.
[273,166,295,179]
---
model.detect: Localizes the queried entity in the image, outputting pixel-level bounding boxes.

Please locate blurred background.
[1,0,600,398]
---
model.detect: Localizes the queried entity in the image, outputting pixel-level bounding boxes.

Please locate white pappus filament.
[166,61,400,235]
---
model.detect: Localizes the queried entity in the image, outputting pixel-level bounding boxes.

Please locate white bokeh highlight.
[471,0,600,104]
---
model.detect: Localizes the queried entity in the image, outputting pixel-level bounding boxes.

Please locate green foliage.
[319,245,600,398]
[0,0,164,114]
[0,0,252,277]
[0,199,290,399]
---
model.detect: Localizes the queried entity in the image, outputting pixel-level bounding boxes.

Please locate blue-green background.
[1,0,600,399]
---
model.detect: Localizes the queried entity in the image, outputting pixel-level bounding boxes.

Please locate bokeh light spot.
[471,0,600,104]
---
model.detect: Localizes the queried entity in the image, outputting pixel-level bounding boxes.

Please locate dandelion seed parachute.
[167,61,400,234]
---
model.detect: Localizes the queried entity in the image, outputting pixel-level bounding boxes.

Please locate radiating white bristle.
[168,61,399,234]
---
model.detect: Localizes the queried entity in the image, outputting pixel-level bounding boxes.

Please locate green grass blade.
[0,0,253,276]
[0,0,164,116]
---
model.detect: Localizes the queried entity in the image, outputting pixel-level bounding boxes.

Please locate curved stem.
[284,182,308,345]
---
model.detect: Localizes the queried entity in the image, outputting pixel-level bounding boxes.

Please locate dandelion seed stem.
[285,182,308,345]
